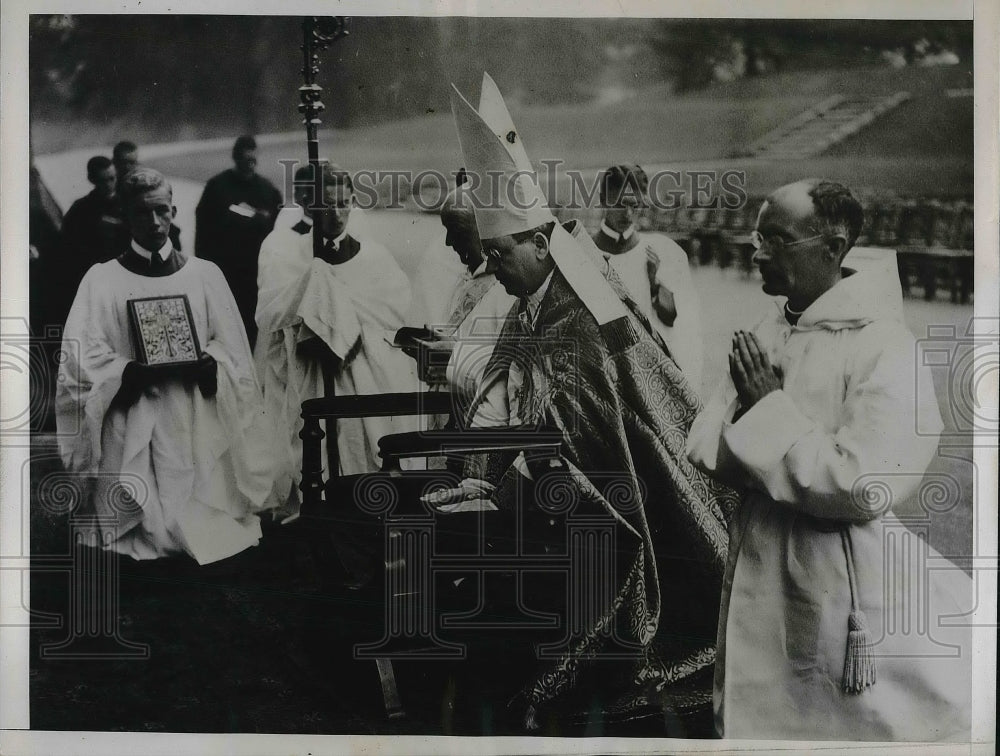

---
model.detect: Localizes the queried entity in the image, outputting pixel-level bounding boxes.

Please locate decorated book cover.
[127,295,201,367]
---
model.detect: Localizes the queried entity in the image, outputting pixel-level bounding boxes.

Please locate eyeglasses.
[750,230,824,251]
[483,246,504,264]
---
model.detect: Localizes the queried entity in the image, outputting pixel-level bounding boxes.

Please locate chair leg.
[375,658,405,719]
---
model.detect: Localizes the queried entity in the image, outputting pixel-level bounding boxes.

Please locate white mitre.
[449,72,630,329]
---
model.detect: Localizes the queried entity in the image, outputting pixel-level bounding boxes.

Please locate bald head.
[768,180,818,221]
[753,179,863,310]
[767,179,864,250]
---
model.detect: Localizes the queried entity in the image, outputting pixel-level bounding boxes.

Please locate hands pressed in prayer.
[729,330,782,419]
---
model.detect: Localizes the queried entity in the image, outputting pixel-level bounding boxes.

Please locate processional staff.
[298,16,349,480]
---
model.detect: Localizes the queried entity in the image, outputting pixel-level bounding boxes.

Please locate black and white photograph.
[1,2,996,754]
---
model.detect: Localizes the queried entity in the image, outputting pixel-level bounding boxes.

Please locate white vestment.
[56,257,275,564]
[602,230,703,388]
[687,262,971,741]
[255,224,420,508]
[406,234,514,425]
[445,273,516,403]
[407,229,468,328]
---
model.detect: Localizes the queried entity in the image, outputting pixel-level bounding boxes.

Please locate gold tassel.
[843,609,877,694]
[841,528,876,695]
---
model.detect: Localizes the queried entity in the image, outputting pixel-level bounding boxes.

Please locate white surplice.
[406,229,468,329]
[444,271,516,403]
[406,236,514,428]
[601,229,704,388]
[56,256,275,564]
[687,260,972,741]
[255,223,420,509]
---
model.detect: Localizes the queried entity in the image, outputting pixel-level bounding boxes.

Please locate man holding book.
[57,167,275,565]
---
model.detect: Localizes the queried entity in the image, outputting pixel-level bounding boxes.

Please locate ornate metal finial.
[297,14,350,249]
[295,15,352,478]
[299,16,350,123]
[309,16,350,48]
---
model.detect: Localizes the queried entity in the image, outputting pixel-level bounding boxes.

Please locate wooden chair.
[294,391,567,720]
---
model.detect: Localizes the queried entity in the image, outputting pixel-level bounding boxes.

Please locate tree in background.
[29,16,972,151]
[652,19,972,93]
[30,15,645,148]
[30,16,304,145]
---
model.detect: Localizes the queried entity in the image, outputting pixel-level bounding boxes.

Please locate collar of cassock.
[600,221,635,243]
[131,238,173,264]
[293,216,353,258]
[784,302,805,326]
[324,228,349,252]
[595,221,640,255]
[120,238,182,277]
[315,229,360,267]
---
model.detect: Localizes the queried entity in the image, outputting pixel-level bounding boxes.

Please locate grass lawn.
[145,115,970,202]
[121,63,972,200]
[143,94,816,184]
[35,63,972,247]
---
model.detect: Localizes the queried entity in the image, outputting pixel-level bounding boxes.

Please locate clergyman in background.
[592,164,704,388]
[254,162,419,517]
[53,155,122,326]
[195,135,282,346]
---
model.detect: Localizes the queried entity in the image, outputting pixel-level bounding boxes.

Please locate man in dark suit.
[54,155,123,326]
[195,135,282,347]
